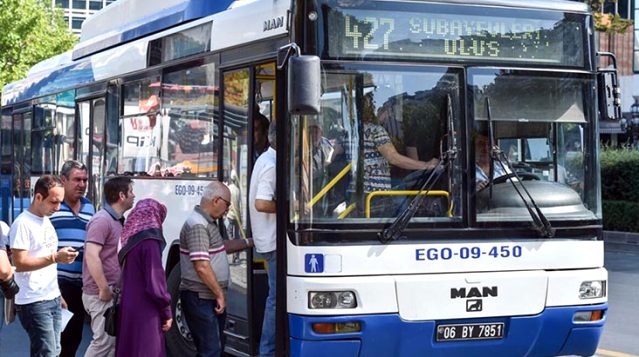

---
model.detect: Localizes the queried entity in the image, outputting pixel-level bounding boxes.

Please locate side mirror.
[597,52,622,121]
[287,55,321,115]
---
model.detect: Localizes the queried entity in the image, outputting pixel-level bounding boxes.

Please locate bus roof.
[74,0,235,60]
[2,0,290,107]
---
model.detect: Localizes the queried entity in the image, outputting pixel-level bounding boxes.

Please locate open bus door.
[165,62,276,357]
[221,62,276,356]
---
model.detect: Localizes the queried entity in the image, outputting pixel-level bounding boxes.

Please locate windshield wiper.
[378,95,458,244]
[485,98,555,238]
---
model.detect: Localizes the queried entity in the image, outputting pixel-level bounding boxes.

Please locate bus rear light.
[573,309,605,322]
[312,322,361,334]
[579,280,606,299]
[308,291,357,309]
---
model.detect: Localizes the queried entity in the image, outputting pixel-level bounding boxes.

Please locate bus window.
[162,61,218,178]
[471,70,593,222]
[290,66,462,223]
[54,90,76,173]
[32,103,56,175]
[118,76,162,175]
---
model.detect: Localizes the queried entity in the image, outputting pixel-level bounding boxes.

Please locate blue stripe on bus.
[288,303,607,357]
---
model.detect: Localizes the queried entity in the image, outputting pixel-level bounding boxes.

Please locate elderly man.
[179,181,253,356]
[11,175,79,356]
[50,160,96,357]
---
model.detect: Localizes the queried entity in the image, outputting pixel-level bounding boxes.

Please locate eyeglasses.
[216,196,231,208]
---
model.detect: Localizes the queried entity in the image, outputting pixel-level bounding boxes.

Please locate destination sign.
[326,7,585,66]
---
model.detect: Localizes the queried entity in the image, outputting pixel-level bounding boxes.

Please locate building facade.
[53,0,117,36]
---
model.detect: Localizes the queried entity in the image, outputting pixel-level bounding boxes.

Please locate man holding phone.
[50,160,96,357]
[11,175,79,356]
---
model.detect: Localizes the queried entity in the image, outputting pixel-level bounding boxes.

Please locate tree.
[585,0,633,33]
[0,0,76,90]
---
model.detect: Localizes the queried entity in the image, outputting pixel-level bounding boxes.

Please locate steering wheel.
[491,171,541,185]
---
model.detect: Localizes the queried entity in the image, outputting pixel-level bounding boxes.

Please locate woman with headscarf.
[116,199,172,357]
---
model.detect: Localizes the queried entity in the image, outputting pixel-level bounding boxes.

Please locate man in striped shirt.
[50,160,95,357]
[179,181,253,356]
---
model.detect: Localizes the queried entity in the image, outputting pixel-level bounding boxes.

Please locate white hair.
[201,182,228,203]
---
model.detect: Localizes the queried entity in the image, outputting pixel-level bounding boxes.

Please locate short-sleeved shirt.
[343,123,392,194]
[82,206,124,295]
[50,197,95,284]
[179,205,229,300]
[10,210,61,305]
[0,221,9,250]
[249,147,276,253]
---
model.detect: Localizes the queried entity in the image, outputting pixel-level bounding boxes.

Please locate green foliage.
[601,148,639,232]
[0,0,76,90]
[603,200,639,233]
[600,147,639,201]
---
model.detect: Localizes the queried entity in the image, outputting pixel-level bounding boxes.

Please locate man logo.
[467,299,482,312]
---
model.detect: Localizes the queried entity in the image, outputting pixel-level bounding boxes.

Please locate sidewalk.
[604,231,639,253]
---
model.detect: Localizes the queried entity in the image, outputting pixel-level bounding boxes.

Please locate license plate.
[436,322,505,341]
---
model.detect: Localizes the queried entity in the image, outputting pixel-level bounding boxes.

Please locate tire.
[166,265,197,357]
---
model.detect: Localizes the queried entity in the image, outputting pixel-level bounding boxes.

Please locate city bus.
[1,0,619,356]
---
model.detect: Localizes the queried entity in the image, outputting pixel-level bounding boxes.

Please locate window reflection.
[469,70,595,221]
[117,63,218,177]
[290,66,461,223]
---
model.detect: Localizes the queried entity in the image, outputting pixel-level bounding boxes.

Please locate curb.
[603,231,639,253]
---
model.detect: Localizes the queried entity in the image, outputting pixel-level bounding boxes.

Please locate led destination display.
[327,7,585,66]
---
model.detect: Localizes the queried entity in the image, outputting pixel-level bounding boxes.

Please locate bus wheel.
[166,264,196,357]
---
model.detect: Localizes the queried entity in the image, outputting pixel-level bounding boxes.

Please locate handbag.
[104,260,124,337]
[103,288,119,336]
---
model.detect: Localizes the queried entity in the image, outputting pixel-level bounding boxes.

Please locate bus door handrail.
[306,163,352,209]
[365,190,452,218]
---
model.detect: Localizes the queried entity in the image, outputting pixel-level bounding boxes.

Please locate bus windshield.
[470,69,599,222]
[289,65,462,224]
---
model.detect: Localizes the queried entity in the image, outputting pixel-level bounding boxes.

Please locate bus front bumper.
[289,303,607,357]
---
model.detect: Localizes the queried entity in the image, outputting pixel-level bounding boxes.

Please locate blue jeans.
[16,296,62,357]
[259,250,277,356]
[180,290,226,357]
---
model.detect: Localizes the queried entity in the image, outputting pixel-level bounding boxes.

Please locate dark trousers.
[59,280,84,357]
[180,290,227,357]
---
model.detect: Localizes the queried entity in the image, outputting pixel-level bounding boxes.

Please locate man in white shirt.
[249,119,277,357]
[10,175,79,357]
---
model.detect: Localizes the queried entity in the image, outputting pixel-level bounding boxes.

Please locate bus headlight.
[579,280,606,299]
[308,291,357,309]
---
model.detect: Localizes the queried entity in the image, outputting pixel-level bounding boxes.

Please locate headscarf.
[118,198,167,264]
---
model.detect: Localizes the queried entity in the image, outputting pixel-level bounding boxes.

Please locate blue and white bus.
[2,0,619,356]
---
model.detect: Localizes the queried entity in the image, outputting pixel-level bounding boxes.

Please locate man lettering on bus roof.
[249,119,277,357]
[82,177,135,357]
[50,160,96,357]
[10,175,79,357]
[179,181,254,356]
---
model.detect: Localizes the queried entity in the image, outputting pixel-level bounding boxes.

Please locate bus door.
[77,97,106,206]
[10,107,32,219]
[221,62,276,356]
